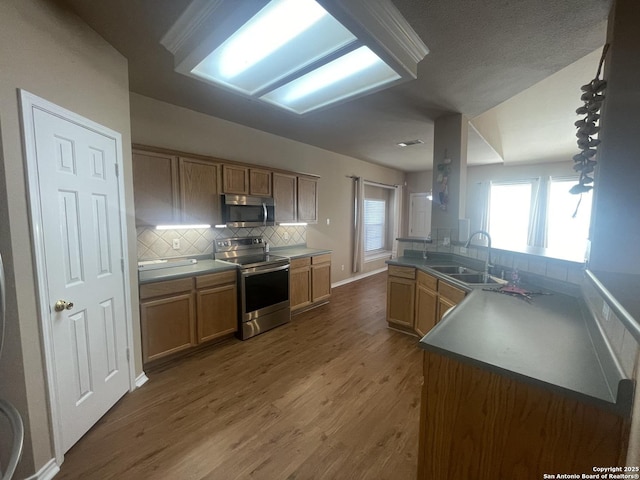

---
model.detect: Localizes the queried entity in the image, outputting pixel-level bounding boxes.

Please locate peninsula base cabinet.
[140,271,237,365]
[417,351,630,479]
[387,266,467,337]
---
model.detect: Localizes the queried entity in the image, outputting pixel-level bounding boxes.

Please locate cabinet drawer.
[417,270,438,291]
[196,270,237,289]
[140,277,193,299]
[438,281,466,304]
[388,265,416,280]
[290,257,311,269]
[311,253,331,265]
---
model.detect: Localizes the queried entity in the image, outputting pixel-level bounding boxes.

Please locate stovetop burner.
[214,236,289,269]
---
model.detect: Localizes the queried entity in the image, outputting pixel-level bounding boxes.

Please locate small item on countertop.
[483,285,553,304]
[265,241,269,253]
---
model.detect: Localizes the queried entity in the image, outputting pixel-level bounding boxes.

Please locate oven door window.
[243,268,289,313]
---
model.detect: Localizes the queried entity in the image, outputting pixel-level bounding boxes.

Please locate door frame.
[19,90,137,465]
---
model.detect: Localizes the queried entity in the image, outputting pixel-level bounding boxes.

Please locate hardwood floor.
[57,272,423,480]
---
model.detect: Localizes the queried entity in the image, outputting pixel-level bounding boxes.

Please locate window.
[364,199,386,252]
[547,178,593,257]
[488,182,532,249]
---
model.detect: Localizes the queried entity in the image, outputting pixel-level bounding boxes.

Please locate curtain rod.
[345,175,398,189]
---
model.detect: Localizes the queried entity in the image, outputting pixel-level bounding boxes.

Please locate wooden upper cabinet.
[249,169,272,196]
[132,149,179,226]
[222,165,249,195]
[179,158,221,226]
[273,172,297,223]
[298,176,318,224]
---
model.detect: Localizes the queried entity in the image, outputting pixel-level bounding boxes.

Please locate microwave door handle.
[262,203,267,226]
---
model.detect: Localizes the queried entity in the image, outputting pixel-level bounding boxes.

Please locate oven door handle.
[241,263,290,277]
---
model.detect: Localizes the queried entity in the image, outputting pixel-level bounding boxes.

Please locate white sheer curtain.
[352,177,364,273]
[527,177,549,247]
[392,184,403,258]
[470,181,490,243]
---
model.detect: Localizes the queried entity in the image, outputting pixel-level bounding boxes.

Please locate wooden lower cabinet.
[290,257,312,312]
[418,351,629,479]
[311,254,331,302]
[290,254,331,313]
[415,270,438,337]
[387,267,416,330]
[140,270,237,364]
[196,272,237,343]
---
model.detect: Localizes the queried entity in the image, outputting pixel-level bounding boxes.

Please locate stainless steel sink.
[429,265,479,274]
[449,273,500,284]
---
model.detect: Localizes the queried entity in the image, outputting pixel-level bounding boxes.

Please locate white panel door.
[409,193,431,238]
[32,107,129,453]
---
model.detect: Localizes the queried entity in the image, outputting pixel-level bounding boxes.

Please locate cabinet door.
[132,150,179,226]
[179,158,220,225]
[197,283,237,343]
[297,176,318,224]
[140,293,196,363]
[273,173,297,222]
[387,276,415,328]
[290,266,311,311]
[311,257,331,303]
[415,284,438,337]
[249,169,272,197]
[437,296,457,322]
[222,165,249,194]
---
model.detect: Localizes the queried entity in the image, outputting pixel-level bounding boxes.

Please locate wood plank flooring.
[57,272,423,480]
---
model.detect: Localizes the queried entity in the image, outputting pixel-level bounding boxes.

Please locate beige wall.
[0,0,138,476]
[129,93,405,283]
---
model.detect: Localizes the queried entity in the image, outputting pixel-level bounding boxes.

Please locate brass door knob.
[54,300,74,312]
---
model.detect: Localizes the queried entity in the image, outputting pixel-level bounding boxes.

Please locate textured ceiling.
[58,0,611,171]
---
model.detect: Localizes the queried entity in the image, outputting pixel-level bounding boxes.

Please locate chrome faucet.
[465,230,493,280]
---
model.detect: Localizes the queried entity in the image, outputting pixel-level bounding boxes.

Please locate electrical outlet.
[341,264,344,271]
[443,236,450,246]
[602,302,610,321]
[284,232,289,240]
[172,238,180,250]
[326,218,330,225]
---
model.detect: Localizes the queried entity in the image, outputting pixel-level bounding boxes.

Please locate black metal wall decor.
[571,44,609,196]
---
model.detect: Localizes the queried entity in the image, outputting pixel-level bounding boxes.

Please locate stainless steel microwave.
[221,195,275,227]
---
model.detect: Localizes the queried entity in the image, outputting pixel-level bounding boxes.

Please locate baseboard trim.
[26,458,59,480]
[135,372,149,388]
[332,267,387,289]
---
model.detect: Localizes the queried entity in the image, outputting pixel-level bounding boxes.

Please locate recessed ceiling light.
[397,139,424,147]
[162,0,429,114]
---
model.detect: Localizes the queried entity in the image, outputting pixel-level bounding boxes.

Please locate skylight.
[162,0,429,114]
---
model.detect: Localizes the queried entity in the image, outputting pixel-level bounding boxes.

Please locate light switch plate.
[172,238,180,250]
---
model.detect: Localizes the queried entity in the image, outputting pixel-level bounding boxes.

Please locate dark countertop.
[386,256,633,414]
[271,246,332,258]
[138,259,237,284]
[138,247,332,284]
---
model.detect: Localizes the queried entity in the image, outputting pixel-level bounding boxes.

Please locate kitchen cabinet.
[249,168,272,196]
[414,271,438,337]
[297,176,318,224]
[132,149,180,226]
[179,157,221,225]
[437,281,466,321]
[290,257,312,312]
[273,173,297,223]
[311,254,331,303]
[290,254,332,313]
[140,278,196,363]
[386,266,416,330]
[223,165,273,196]
[222,165,249,195]
[196,271,237,343]
[140,270,238,365]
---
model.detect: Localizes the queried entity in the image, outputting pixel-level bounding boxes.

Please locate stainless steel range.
[214,237,290,340]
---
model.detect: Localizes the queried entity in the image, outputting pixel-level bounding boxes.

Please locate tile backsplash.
[137,225,306,260]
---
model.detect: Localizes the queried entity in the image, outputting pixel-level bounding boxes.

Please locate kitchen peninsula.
[386,251,634,478]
